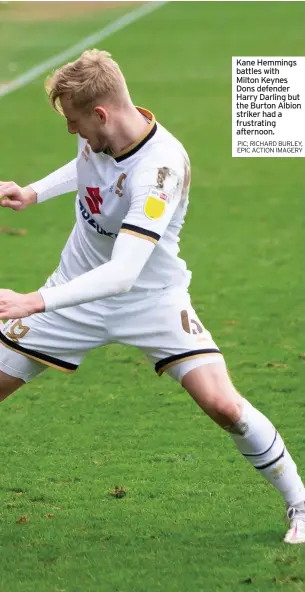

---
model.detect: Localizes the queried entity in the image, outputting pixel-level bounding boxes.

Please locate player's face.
[61,97,109,153]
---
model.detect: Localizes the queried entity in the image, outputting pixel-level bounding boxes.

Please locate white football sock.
[230,399,305,507]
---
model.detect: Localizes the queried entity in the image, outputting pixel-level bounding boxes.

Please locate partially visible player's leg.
[181,361,305,544]
[0,268,109,388]
[179,357,243,427]
[0,370,25,402]
[0,340,47,400]
[112,286,305,544]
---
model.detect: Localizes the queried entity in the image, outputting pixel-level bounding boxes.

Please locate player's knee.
[182,362,242,427]
[208,394,243,430]
[0,371,24,401]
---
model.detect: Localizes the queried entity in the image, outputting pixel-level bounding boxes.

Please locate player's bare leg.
[0,370,24,402]
[182,362,305,544]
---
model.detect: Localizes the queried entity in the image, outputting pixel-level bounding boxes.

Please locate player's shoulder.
[151,122,189,165]
[133,123,189,180]
[126,121,191,201]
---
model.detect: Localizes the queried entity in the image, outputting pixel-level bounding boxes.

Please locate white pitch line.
[0,1,168,99]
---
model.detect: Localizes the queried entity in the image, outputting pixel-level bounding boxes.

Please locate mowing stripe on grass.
[0,1,168,99]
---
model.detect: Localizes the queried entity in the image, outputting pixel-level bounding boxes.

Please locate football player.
[0,50,304,543]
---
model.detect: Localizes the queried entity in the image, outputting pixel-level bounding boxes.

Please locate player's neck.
[108,106,151,156]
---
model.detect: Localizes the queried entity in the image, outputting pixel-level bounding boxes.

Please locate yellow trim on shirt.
[113,107,156,159]
[0,338,76,374]
[119,228,159,244]
[157,352,223,376]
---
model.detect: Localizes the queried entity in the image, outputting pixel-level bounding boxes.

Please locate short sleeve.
[120,162,184,245]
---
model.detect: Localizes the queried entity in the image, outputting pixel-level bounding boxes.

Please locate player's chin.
[92,143,107,154]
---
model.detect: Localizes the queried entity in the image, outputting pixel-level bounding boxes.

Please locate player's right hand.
[0,182,37,211]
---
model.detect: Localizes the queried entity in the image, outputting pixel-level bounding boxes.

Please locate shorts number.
[180,310,203,335]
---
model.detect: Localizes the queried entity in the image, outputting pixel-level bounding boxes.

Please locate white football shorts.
[0,269,223,383]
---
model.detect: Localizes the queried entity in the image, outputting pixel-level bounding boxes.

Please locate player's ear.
[94,106,107,125]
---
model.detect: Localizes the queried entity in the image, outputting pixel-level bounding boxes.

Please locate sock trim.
[255,447,285,470]
[242,430,277,458]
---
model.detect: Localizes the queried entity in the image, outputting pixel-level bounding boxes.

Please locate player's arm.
[37,164,183,312]
[0,164,183,317]
[0,158,77,211]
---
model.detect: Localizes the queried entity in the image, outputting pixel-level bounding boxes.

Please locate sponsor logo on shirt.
[85,187,103,214]
[79,200,117,239]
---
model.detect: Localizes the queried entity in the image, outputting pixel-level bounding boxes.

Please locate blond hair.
[45,49,130,112]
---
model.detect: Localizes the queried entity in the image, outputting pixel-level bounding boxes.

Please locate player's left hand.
[0,290,45,319]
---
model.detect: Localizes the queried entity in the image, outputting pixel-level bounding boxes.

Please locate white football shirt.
[42,108,192,299]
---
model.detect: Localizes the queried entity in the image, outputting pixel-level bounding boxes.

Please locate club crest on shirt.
[144,187,168,220]
[115,173,127,198]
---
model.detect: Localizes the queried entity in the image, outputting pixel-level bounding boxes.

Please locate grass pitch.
[0,2,304,591]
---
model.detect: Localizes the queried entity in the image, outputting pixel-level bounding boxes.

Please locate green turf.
[0,3,132,82]
[0,1,305,591]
